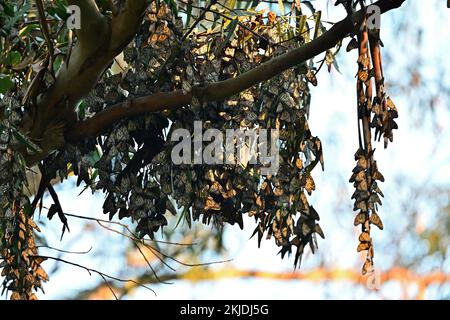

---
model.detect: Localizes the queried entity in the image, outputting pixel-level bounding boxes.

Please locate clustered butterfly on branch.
[347,1,398,274]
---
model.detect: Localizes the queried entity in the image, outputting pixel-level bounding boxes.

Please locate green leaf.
[77,100,87,120]
[217,18,238,53]
[19,23,40,36]
[7,50,21,66]
[11,127,42,154]
[313,11,322,40]
[85,149,101,166]
[225,0,237,12]
[4,2,31,30]
[163,0,178,16]
[0,121,8,132]
[0,74,14,94]
[47,0,70,20]
[3,2,15,17]
[186,3,193,26]
[250,0,259,9]
[278,0,286,16]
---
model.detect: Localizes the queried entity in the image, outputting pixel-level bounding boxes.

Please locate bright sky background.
[18,0,450,300]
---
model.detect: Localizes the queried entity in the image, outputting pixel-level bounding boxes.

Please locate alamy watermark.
[366,269,381,291]
[170,121,280,175]
[366,5,381,30]
[63,4,383,32]
[66,5,81,30]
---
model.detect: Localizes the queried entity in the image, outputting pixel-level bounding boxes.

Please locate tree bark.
[22,0,148,165]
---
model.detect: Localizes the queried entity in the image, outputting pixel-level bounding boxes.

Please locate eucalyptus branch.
[66,0,106,49]
[23,0,149,166]
[67,0,406,142]
[110,0,148,55]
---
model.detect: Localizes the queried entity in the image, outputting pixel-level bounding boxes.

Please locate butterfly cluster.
[349,6,398,274]
[0,94,47,300]
[68,3,326,267]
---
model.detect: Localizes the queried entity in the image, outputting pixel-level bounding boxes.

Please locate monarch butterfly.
[296,158,303,170]
[357,241,370,252]
[304,175,315,195]
[370,212,384,230]
[362,259,374,275]
[354,211,367,226]
[359,231,371,243]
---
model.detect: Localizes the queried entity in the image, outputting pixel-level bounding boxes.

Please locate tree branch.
[23,0,150,165]
[66,0,105,50]
[110,0,148,56]
[66,0,406,142]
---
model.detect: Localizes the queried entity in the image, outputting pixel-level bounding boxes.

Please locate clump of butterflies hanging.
[339,0,399,275]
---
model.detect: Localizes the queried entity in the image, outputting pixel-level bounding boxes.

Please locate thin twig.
[33,255,156,296]
[63,212,196,246]
[134,242,173,284]
[95,220,232,269]
[180,0,216,42]
[35,0,55,77]
[96,220,177,276]
[99,274,119,300]
[36,245,93,255]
